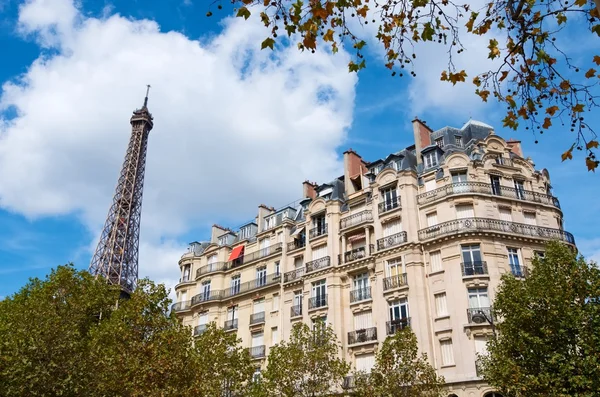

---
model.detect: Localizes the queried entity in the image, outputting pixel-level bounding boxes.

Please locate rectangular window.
[383,220,402,237]
[440,340,455,365]
[312,280,326,299]
[252,331,264,347]
[277,232,283,243]
[198,311,208,326]
[355,353,376,373]
[467,287,490,308]
[312,245,327,261]
[456,204,474,219]
[227,305,238,321]
[274,261,280,276]
[507,248,522,276]
[293,291,303,310]
[271,327,279,345]
[490,175,501,195]
[424,179,436,192]
[424,152,438,168]
[430,251,442,272]
[461,244,482,264]
[272,294,280,311]
[294,256,303,269]
[386,257,403,277]
[353,310,373,330]
[252,368,261,383]
[474,335,488,357]
[313,214,326,234]
[426,212,438,227]
[455,136,463,147]
[253,298,265,314]
[207,254,218,272]
[523,212,537,226]
[180,290,187,303]
[353,272,370,292]
[514,179,526,200]
[381,186,399,210]
[389,298,409,321]
[202,281,211,300]
[182,265,191,282]
[434,292,448,316]
[435,137,443,148]
[256,266,267,287]
[451,170,468,193]
[259,238,271,254]
[499,207,512,222]
[230,275,241,295]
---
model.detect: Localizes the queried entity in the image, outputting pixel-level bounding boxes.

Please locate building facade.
[172,118,574,396]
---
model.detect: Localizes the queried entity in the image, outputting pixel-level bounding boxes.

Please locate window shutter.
[499,208,512,222]
[252,332,264,347]
[424,179,436,192]
[272,295,279,311]
[474,336,488,356]
[430,251,442,272]
[312,245,327,260]
[383,220,402,237]
[524,212,537,225]
[353,311,373,330]
[271,327,279,345]
[434,293,448,316]
[253,299,264,314]
[440,340,454,365]
[356,353,375,373]
[456,204,474,219]
[426,213,438,227]
[198,312,208,325]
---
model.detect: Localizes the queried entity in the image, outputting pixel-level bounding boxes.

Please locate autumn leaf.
[478,90,490,102]
[575,0,587,6]
[440,71,449,81]
[573,103,585,113]
[543,117,552,129]
[594,55,600,65]
[449,70,467,85]
[586,157,598,171]
[559,80,571,91]
[556,13,567,25]
[585,68,596,78]
[586,140,599,150]
[263,0,269,6]
[236,6,251,19]
[499,71,509,82]
[323,29,334,42]
[261,37,275,50]
[465,12,478,32]
[303,32,317,50]
[421,22,435,41]
[357,5,369,18]
[562,148,573,161]
[546,106,559,116]
[488,39,500,59]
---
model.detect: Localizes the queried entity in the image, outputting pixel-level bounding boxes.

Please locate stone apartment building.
[172,118,574,397]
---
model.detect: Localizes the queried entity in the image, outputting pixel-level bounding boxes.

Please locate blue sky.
[1,0,598,298]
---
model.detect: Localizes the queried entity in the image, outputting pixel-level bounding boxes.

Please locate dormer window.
[423,152,438,169]
[239,225,253,240]
[435,138,443,148]
[455,136,463,147]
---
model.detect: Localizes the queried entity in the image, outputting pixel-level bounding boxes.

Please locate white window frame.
[440,339,455,366]
[429,251,442,272]
[423,151,438,168]
[434,292,448,317]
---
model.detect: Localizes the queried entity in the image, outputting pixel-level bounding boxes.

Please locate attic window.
[423,152,438,169]
[318,187,333,197]
[435,138,444,148]
[455,136,463,147]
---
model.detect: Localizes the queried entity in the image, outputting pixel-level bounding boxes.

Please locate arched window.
[448,394,459,397]
[484,392,504,397]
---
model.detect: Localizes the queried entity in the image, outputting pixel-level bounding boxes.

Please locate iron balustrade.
[416,181,560,208]
[249,345,266,358]
[343,245,373,263]
[287,240,305,251]
[350,287,371,303]
[308,294,328,309]
[378,196,401,214]
[250,312,265,325]
[242,243,283,264]
[224,318,238,331]
[511,265,528,278]
[290,305,302,318]
[467,307,494,324]
[418,217,574,244]
[383,273,408,290]
[342,376,355,390]
[306,256,331,273]
[340,210,373,229]
[171,300,191,312]
[191,290,222,305]
[309,224,328,238]
[193,324,207,336]
[196,262,227,278]
[284,267,305,283]
[386,317,411,335]
[377,231,408,251]
[494,156,514,167]
[348,327,378,345]
[222,273,280,299]
[461,261,489,276]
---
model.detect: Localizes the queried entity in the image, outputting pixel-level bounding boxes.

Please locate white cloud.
[0,0,357,288]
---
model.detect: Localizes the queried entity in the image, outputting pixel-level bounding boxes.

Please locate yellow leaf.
[357,5,369,18]
[303,32,317,50]
[575,0,587,6]
[542,117,552,129]
[586,157,598,171]
[440,71,448,81]
[585,68,596,78]
[561,149,573,162]
[594,55,600,65]
[573,103,585,113]
[546,106,559,116]
[478,90,490,102]
[499,71,509,82]
[323,29,334,42]
[473,77,481,86]
[264,0,270,6]
[559,80,571,91]
[587,140,599,149]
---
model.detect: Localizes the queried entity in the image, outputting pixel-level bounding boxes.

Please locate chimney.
[302,181,317,199]
[257,204,274,231]
[507,139,523,158]
[211,224,228,244]
[343,148,365,194]
[412,117,432,165]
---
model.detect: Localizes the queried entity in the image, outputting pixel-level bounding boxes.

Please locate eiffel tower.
[89,86,153,294]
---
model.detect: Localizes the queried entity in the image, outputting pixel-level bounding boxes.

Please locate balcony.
[309,224,328,239]
[196,262,228,278]
[383,273,408,291]
[418,217,574,244]
[386,317,411,335]
[224,318,238,331]
[284,267,305,283]
[306,256,331,273]
[467,307,494,324]
[510,265,529,278]
[193,324,207,336]
[340,210,373,229]
[494,156,514,167]
[342,376,355,390]
[377,231,407,251]
[343,245,374,263]
[242,243,283,264]
[250,312,265,325]
[171,300,191,312]
[287,239,305,251]
[308,294,328,310]
[348,327,378,345]
[350,287,371,303]
[222,273,280,299]
[290,305,302,318]
[249,345,266,359]
[191,290,222,306]
[416,181,560,208]
[461,261,489,277]
[378,197,401,214]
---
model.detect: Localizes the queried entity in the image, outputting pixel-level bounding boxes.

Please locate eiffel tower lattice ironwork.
[89,86,154,294]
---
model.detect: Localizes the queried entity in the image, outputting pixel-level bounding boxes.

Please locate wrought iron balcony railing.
[461,261,489,277]
[224,318,238,331]
[306,256,331,273]
[309,224,328,238]
[386,317,411,335]
[383,273,408,291]
[308,294,328,310]
[510,265,529,278]
[343,245,373,263]
[250,312,265,325]
[191,290,222,306]
[378,197,401,214]
[222,273,280,299]
[242,243,283,264]
[193,324,207,336]
[350,287,371,303]
[494,156,514,167]
[171,300,191,312]
[416,181,560,208]
[340,210,373,229]
[342,376,355,390]
[348,327,377,345]
[418,217,574,244]
[248,345,266,359]
[196,262,228,278]
[466,307,495,324]
[290,304,302,318]
[287,239,305,251]
[377,231,407,251]
[284,267,305,283]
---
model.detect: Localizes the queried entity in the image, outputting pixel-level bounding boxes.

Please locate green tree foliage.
[257,321,350,396]
[354,328,445,397]
[0,264,253,397]
[207,0,600,170]
[480,241,600,396]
